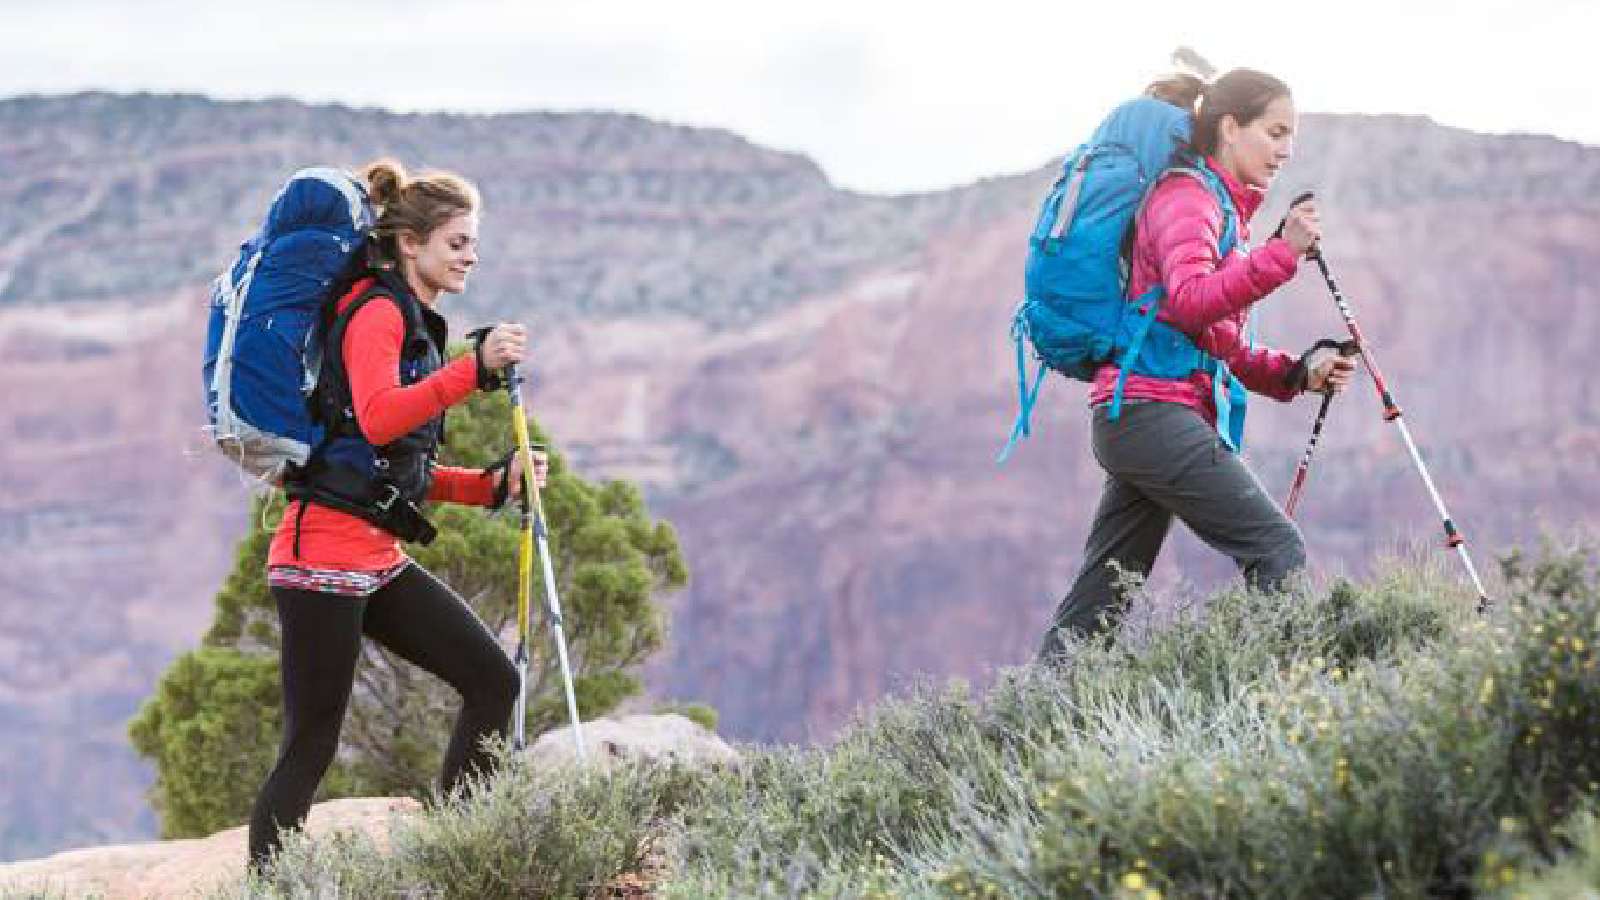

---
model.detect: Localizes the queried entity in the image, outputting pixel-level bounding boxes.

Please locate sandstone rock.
[528,714,738,770]
[0,797,419,900]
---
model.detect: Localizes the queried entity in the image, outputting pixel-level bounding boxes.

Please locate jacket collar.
[1204,156,1266,225]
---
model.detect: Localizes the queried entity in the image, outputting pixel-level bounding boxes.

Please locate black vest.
[287,269,448,546]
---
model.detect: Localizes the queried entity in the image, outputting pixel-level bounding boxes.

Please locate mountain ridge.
[1,91,1596,861]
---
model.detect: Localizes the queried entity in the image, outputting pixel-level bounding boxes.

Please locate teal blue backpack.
[998,96,1253,461]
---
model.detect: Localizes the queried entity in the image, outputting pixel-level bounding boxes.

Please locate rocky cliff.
[0,93,1595,860]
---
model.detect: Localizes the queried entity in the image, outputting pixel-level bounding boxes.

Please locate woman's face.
[403,212,479,302]
[1221,94,1296,190]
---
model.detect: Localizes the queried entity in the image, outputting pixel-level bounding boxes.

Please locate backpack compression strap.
[996,305,1050,464]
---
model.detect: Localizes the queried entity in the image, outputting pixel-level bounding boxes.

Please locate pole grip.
[1274,191,1316,241]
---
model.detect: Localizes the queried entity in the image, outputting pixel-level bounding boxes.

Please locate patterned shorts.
[266,560,412,598]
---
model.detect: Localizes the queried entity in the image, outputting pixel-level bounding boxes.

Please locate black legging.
[248,563,518,867]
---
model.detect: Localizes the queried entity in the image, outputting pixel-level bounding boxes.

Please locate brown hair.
[361,157,480,270]
[1144,73,1205,114]
[1189,68,1291,157]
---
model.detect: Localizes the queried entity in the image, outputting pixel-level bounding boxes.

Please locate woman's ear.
[1217,113,1240,151]
[397,229,423,261]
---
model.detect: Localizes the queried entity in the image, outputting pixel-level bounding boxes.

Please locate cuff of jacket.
[1257,351,1304,402]
[1226,347,1301,403]
[426,465,499,507]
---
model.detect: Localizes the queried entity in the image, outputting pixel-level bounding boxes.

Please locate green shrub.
[885,544,1600,899]
[663,552,1470,898]
[206,542,1600,900]
[211,747,691,900]
[1481,803,1600,898]
[125,647,281,838]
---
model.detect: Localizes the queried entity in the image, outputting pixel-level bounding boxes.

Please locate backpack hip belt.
[285,461,438,545]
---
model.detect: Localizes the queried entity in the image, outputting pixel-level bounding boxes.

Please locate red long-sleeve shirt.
[267,281,494,570]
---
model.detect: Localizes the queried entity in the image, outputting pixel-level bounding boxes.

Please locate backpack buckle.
[373,483,401,512]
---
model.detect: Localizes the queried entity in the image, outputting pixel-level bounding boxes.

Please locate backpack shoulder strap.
[325,271,429,367]
[1109,163,1246,436]
[1149,163,1240,258]
[1151,164,1253,451]
[312,274,410,434]
[373,270,430,347]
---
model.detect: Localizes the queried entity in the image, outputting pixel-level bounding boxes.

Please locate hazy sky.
[3,0,1591,193]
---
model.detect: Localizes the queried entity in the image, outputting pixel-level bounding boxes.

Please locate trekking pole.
[1283,339,1358,519]
[1300,226,1491,607]
[1285,393,1332,519]
[506,365,586,759]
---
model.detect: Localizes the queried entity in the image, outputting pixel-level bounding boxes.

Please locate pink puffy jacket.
[1088,157,1303,424]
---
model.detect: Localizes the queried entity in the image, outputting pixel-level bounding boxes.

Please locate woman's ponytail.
[362,157,409,210]
[1144,73,1206,114]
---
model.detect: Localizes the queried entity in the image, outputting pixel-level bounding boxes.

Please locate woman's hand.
[1282,197,1322,257]
[1307,351,1356,394]
[476,323,527,371]
[1289,339,1359,395]
[504,447,549,498]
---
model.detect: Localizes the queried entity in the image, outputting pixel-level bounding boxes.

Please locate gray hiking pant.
[1038,401,1306,663]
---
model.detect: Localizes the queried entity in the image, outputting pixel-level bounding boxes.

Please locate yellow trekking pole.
[506,365,586,759]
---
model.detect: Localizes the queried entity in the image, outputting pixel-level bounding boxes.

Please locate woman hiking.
[249,158,543,868]
[1038,69,1355,663]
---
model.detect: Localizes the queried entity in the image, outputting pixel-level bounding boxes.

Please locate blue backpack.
[998,96,1251,462]
[202,168,374,482]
